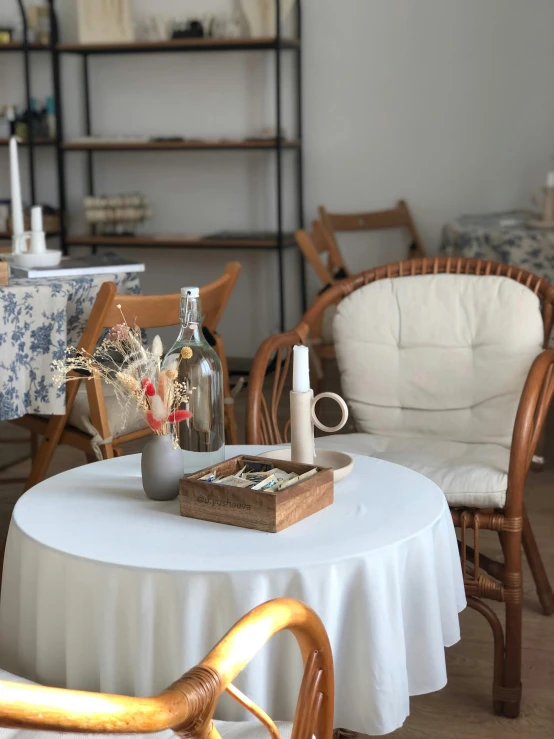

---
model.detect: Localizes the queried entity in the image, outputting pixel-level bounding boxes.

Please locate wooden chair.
[246,257,554,719]
[11,262,241,491]
[295,222,349,378]
[0,598,334,739]
[296,202,424,386]
[318,199,426,261]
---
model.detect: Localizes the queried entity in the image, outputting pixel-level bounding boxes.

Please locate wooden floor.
[1,383,554,737]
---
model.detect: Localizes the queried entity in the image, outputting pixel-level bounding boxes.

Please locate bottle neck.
[177,295,205,344]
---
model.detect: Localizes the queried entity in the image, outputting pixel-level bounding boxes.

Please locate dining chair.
[0,598,334,739]
[318,199,426,261]
[11,262,241,491]
[245,256,554,719]
[294,222,349,377]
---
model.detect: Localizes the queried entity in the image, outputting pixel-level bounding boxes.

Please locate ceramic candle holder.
[290,389,348,465]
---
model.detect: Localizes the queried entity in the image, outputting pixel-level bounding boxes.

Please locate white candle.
[547,171,554,189]
[9,136,24,239]
[29,205,46,254]
[292,345,310,393]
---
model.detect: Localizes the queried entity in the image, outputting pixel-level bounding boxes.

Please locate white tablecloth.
[0,445,465,736]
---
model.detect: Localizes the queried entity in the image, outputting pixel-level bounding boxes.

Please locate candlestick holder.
[290,389,348,465]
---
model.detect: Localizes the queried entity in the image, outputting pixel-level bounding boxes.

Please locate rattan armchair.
[246,257,554,719]
[0,598,333,739]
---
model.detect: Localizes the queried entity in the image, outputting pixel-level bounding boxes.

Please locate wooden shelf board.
[66,235,296,249]
[0,42,51,51]
[61,138,300,151]
[57,37,300,53]
[0,231,59,239]
[0,138,56,146]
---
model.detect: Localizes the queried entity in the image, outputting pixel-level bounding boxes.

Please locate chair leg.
[522,508,553,615]
[501,528,523,718]
[30,433,38,461]
[25,378,83,491]
[25,415,69,491]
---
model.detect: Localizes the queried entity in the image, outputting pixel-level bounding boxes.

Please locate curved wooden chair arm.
[0,598,334,739]
[508,348,554,516]
[247,331,306,445]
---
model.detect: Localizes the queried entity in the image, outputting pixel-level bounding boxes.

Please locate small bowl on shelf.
[11,249,62,268]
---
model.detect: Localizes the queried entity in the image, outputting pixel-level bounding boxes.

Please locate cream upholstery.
[0,669,292,739]
[320,304,337,344]
[331,273,543,508]
[316,433,510,508]
[69,382,147,438]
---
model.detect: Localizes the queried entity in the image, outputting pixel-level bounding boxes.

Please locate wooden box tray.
[179,454,334,533]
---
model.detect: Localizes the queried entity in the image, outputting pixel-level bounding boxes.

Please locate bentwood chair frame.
[0,598,334,739]
[245,257,554,719]
[11,262,241,491]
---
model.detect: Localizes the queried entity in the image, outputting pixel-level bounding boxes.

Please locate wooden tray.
[179,454,334,533]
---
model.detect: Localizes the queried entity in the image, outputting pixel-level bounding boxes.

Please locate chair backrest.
[0,599,334,739]
[335,273,542,446]
[295,220,350,289]
[246,258,554,447]
[100,261,241,334]
[319,199,425,261]
[76,262,241,444]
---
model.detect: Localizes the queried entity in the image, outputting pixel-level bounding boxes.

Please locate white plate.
[260,447,354,483]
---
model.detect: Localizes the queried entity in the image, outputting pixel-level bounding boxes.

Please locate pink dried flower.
[107,323,129,342]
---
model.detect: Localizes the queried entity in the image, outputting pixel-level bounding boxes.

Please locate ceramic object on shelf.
[261,446,354,483]
[239,0,295,37]
[141,434,184,501]
[11,249,62,268]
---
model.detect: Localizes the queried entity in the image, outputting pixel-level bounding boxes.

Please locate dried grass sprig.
[52,307,192,446]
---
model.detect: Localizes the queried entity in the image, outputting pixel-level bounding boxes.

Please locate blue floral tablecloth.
[440,210,554,282]
[0,273,140,421]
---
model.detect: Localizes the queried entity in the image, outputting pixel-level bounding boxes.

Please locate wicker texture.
[246,257,554,718]
[0,599,333,739]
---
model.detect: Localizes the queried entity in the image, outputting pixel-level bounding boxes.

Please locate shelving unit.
[0,1,59,244]
[50,0,306,331]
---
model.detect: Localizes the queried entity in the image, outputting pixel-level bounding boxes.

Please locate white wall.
[2,0,554,356]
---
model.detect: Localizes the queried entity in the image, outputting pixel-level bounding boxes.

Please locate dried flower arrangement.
[52,305,192,445]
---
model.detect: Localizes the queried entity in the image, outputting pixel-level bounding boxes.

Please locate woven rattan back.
[246,257,554,445]
[0,599,334,739]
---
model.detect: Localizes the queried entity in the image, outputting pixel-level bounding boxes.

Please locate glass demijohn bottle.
[163,287,225,474]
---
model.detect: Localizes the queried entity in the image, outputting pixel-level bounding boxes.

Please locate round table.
[0,445,465,736]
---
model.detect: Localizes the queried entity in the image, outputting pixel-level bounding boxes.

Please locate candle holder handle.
[311,392,349,433]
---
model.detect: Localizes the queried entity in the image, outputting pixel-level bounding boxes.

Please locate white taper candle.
[9,136,24,239]
[292,345,310,393]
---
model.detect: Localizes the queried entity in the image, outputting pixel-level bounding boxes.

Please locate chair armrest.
[0,599,334,739]
[508,349,554,516]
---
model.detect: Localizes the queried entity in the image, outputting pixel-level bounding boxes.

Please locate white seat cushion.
[69,382,148,439]
[333,274,543,447]
[316,433,510,508]
[0,669,292,739]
